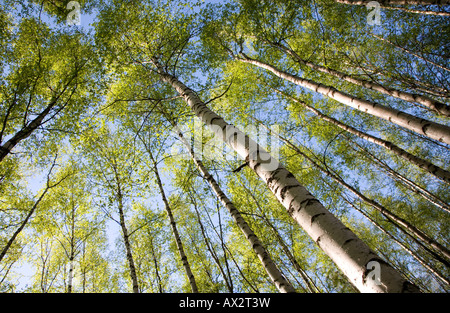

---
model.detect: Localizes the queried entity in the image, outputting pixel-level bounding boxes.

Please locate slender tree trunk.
[0,192,46,263]
[343,198,450,287]
[114,171,140,293]
[191,188,236,292]
[348,138,450,213]
[260,212,319,293]
[154,62,419,293]
[381,6,450,16]
[271,42,450,116]
[0,72,79,163]
[0,160,66,263]
[149,239,164,293]
[170,120,296,293]
[0,101,56,163]
[148,151,199,293]
[372,34,450,73]
[67,197,76,293]
[273,88,450,184]
[189,193,234,292]
[81,242,86,293]
[234,175,319,293]
[352,59,450,99]
[237,53,450,145]
[67,257,74,293]
[259,121,450,263]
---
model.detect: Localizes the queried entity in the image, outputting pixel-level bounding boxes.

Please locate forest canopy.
[0,0,449,293]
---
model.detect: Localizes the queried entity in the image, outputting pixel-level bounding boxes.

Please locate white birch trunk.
[143,140,199,293]
[154,62,419,293]
[172,123,296,293]
[237,54,450,145]
[67,258,74,293]
[274,88,450,184]
[114,171,140,293]
[273,42,450,116]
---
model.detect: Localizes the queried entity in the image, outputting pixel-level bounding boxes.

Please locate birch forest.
[1,0,449,294]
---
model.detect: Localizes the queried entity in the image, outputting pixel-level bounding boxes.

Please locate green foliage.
[0,0,449,293]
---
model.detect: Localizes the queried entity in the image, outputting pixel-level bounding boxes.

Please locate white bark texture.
[155,65,419,293]
[274,89,450,184]
[173,124,296,293]
[273,42,450,117]
[237,54,450,145]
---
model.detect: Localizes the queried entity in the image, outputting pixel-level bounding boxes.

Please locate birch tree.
[3,0,448,293]
[81,126,141,293]
[0,17,99,163]
[236,53,450,145]
[167,114,296,293]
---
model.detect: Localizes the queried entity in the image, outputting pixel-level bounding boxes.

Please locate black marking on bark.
[342,238,356,247]
[299,198,320,209]
[266,168,284,187]
[311,212,325,224]
[252,243,261,250]
[279,185,298,201]
[422,123,431,135]
[252,161,261,172]
[288,197,298,215]
[209,116,221,125]
[315,235,322,247]
[285,172,296,180]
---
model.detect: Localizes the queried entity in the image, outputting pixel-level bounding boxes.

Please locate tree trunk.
[67,257,74,293]
[0,101,56,163]
[170,120,296,293]
[344,197,450,287]
[348,138,450,213]
[271,42,450,116]
[273,88,450,184]
[259,212,319,293]
[372,34,450,73]
[149,238,164,293]
[114,171,140,293]
[260,121,450,263]
[67,195,76,293]
[237,54,450,145]
[154,62,419,293]
[148,151,199,293]
[234,176,319,293]
[189,192,234,292]
[335,0,450,17]
[0,72,79,163]
[0,192,46,263]
[0,160,65,263]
